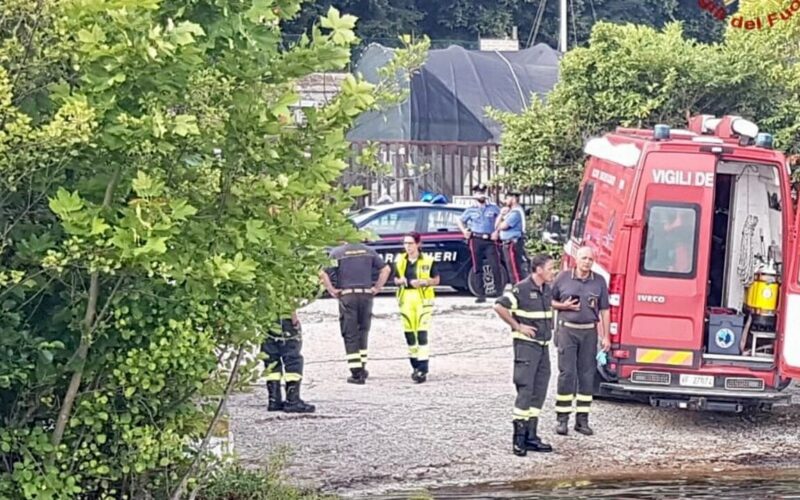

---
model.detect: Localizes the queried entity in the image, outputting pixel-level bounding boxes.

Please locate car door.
[778,201,800,378]
[420,207,469,288]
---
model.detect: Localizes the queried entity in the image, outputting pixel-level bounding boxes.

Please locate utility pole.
[559,0,567,53]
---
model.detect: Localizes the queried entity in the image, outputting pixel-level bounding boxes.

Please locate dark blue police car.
[349,201,508,296]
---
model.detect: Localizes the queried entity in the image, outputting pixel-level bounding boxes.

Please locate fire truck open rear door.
[779,198,800,378]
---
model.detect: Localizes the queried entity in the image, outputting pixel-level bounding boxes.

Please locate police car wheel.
[467,267,509,297]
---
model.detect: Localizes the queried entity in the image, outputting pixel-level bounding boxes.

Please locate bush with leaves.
[496,20,800,224]
[0,0,423,498]
[194,450,335,500]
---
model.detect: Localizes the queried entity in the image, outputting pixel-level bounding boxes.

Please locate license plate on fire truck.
[679,374,714,388]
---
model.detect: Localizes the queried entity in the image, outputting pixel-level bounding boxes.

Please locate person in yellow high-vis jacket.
[394,232,440,383]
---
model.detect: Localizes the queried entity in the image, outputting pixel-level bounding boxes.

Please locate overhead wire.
[526,0,548,48]
[570,0,579,48]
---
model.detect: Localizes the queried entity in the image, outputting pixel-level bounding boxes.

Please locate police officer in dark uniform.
[551,246,611,436]
[457,184,502,303]
[494,189,529,285]
[320,240,391,384]
[494,254,556,456]
[263,310,315,413]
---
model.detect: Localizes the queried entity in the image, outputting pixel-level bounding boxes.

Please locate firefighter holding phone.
[551,246,610,436]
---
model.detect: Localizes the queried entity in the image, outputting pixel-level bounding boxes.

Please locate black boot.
[513,420,528,457]
[266,381,283,411]
[411,369,427,384]
[362,362,369,379]
[283,381,315,413]
[556,413,569,435]
[525,418,553,452]
[347,368,366,385]
[574,413,594,436]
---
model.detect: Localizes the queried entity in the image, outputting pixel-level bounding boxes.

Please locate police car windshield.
[349,207,376,225]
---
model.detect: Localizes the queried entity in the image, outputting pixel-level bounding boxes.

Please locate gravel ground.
[228,292,800,498]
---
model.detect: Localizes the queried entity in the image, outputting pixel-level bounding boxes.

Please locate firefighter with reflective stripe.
[457,184,502,303]
[320,239,391,384]
[494,254,556,456]
[262,311,315,413]
[551,246,611,436]
[394,232,441,383]
[494,189,529,285]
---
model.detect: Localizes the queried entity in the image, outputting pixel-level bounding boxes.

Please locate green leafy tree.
[287,0,724,50]
[0,0,423,498]
[285,0,423,39]
[496,20,799,225]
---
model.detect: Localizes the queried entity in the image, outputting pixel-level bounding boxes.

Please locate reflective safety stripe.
[503,291,518,309]
[265,372,282,381]
[347,352,362,368]
[576,394,593,402]
[284,372,302,382]
[555,393,574,413]
[417,345,430,361]
[575,406,591,414]
[400,312,416,331]
[511,309,553,319]
[528,407,541,418]
[359,350,368,360]
[511,331,550,344]
[636,348,694,367]
[512,407,530,420]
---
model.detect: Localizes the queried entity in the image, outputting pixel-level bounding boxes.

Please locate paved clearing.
[228,293,800,498]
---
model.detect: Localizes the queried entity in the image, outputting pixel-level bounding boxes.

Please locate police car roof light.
[420,192,448,204]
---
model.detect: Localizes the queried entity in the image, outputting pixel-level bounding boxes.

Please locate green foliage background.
[0,0,426,498]
[286,0,725,47]
[496,11,800,225]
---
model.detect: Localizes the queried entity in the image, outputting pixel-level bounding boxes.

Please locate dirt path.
[228,293,800,497]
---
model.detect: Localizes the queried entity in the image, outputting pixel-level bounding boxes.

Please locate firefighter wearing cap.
[263,311,315,413]
[551,246,611,436]
[394,231,441,383]
[494,253,556,456]
[494,189,529,285]
[457,184,502,303]
[320,240,391,384]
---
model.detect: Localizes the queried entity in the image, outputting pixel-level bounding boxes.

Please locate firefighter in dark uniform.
[263,310,315,413]
[494,189,529,285]
[551,246,611,436]
[457,184,502,303]
[320,240,391,384]
[494,253,556,456]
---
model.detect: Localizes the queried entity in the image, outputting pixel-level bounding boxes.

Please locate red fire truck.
[562,115,800,412]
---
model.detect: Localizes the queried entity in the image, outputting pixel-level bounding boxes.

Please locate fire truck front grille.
[631,370,671,386]
[724,377,765,391]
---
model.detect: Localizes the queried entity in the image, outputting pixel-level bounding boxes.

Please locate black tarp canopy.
[348,43,560,143]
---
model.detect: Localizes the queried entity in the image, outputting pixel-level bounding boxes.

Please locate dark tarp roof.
[348,43,560,143]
